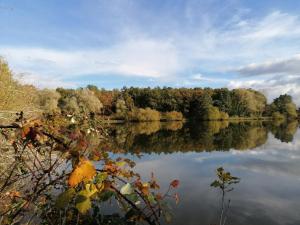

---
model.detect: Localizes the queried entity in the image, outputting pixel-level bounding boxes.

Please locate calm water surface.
[108,120,300,225]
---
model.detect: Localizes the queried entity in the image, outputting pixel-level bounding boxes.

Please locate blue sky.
[1,0,300,104]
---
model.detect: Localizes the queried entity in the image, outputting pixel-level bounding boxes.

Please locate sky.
[0,0,300,105]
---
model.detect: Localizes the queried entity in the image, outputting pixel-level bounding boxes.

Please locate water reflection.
[127,120,300,225]
[1,119,299,225]
[107,120,299,154]
[267,120,298,143]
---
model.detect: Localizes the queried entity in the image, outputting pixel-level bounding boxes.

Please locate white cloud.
[228,75,300,105]
[228,54,300,106]
[239,11,300,41]
[15,73,76,89]
[0,38,182,87]
[1,8,300,92]
[233,55,300,76]
[191,73,229,82]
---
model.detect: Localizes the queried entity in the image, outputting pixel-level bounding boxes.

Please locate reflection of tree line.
[267,120,299,143]
[107,120,299,154]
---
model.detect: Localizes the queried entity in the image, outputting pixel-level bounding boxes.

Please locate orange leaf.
[21,127,29,138]
[68,159,96,187]
[6,191,21,198]
[155,193,162,200]
[170,180,180,188]
[141,186,150,196]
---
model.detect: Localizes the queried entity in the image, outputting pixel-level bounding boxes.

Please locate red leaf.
[170,179,180,188]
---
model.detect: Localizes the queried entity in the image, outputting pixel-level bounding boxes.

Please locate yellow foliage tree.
[0,58,38,111]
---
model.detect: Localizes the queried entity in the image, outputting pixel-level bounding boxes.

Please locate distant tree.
[271,94,297,119]
[212,88,232,114]
[86,84,98,92]
[123,93,135,111]
[202,106,221,121]
[115,99,127,115]
[0,58,38,111]
[76,88,103,114]
[38,89,61,114]
[190,92,213,119]
[57,88,103,115]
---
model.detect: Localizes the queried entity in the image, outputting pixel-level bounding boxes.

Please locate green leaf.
[85,183,98,197]
[95,172,108,183]
[55,188,75,209]
[147,193,156,204]
[75,190,92,214]
[210,180,221,187]
[127,193,139,203]
[99,190,115,201]
[120,183,133,195]
[102,152,109,159]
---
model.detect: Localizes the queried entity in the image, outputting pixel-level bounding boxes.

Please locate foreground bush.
[162,111,184,121]
[127,107,161,121]
[0,114,179,225]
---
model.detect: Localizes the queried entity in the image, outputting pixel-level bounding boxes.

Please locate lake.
[106,120,300,225]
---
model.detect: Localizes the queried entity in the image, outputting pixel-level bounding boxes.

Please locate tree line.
[0,58,299,121]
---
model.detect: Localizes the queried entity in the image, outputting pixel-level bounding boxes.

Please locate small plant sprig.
[211,167,240,225]
[210,167,240,192]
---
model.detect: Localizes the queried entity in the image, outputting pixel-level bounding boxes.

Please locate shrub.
[219,111,229,120]
[162,111,183,121]
[127,108,161,122]
[202,106,221,121]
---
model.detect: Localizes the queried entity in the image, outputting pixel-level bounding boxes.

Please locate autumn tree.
[76,88,103,114]
[38,89,61,114]
[57,88,103,115]
[0,58,38,111]
[189,92,213,119]
[271,94,297,119]
[212,88,232,114]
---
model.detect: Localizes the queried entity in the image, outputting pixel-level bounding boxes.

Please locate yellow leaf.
[116,161,126,167]
[55,188,75,209]
[68,159,96,187]
[75,190,91,214]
